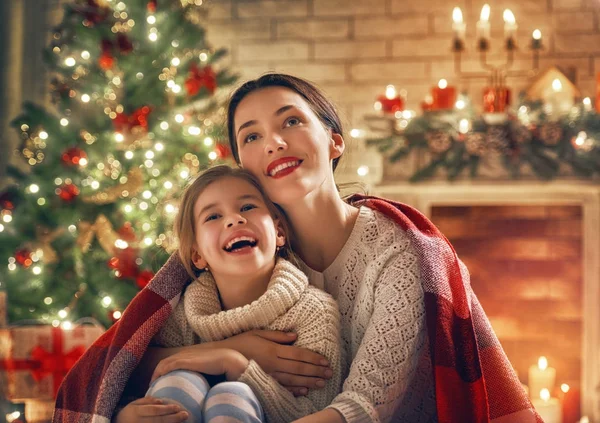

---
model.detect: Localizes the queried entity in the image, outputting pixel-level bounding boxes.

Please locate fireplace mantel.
[372,181,600,419]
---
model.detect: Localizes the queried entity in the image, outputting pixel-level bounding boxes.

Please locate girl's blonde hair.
[174,165,295,280]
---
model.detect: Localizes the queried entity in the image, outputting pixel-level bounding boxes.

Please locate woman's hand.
[151,348,249,383]
[221,330,333,396]
[113,397,189,423]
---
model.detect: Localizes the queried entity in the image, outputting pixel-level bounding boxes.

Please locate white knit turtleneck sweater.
[153,259,343,423]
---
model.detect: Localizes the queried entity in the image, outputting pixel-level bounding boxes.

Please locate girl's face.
[234,87,345,206]
[191,177,285,278]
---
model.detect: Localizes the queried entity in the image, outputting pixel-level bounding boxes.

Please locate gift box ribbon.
[0,326,86,397]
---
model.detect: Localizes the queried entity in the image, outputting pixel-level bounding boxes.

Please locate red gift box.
[0,324,104,401]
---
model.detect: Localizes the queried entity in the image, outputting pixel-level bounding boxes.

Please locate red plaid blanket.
[53,195,542,422]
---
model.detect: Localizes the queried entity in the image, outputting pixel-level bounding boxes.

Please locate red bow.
[0,326,86,397]
[185,64,217,97]
[113,106,152,134]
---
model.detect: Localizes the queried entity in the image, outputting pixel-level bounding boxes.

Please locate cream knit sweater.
[153,259,343,423]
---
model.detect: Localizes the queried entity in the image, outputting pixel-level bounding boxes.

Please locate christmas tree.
[0,0,236,328]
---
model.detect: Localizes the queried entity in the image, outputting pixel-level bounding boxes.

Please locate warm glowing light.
[171,57,181,66]
[32,266,42,275]
[452,7,463,23]
[149,32,158,42]
[155,142,164,151]
[575,131,587,146]
[3,215,12,223]
[188,126,201,136]
[165,204,176,213]
[115,133,125,142]
[125,151,134,159]
[357,165,369,176]
[455,99,466,109]
[58,309,68,319]
[385,85,397,100]
[145,151,155,159]
[208,151,218,160]
[44,297,53,305]
[114,239,129,249]
[540,388,550,402]
[143,190,152,199]
[144,237,153,246]
[81,94,91,103]
[39,131,48,140]
[503,9,515,24]
[29,184,40,193]
[160,121,169,130]
[552,78,562,92]
[61,321,73,330]
[164,181,173,189]
[538,356,548,370]
[480,4,490,21]
[124,204,133,213]
[203,137,214,146]
[102,296,113,307]
[175,114,184,123]
[65,57,76,67]
[81,50,91,60]
[459,119,470,134]
[438,79,448,89]
[113,310,122,320]
[533,29,542,40]
[180,169,189,179]
[147,16,156,24]
[60,118,69,126]
[350,129,362,138]
[561,383,570,393]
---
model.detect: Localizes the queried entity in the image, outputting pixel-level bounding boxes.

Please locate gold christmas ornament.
[82,167,143,204]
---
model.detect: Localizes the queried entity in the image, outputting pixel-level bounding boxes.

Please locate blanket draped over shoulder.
[53,195,542,423]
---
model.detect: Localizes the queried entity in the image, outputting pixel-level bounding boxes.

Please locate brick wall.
[431,204,583,390]
[203,0,600,128]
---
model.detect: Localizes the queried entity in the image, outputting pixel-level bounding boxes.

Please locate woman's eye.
[244,133,259,144]
[205,214,219,222]
[285,117,300,127]
[241,204,256,212]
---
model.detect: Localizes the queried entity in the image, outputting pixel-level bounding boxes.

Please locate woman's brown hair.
[227,73,345,172]
[174,165,294,280]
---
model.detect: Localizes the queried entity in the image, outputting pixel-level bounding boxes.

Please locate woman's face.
[233,87,344,206]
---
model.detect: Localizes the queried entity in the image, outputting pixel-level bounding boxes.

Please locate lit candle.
[548,78,574,115]
[560,384,581,423]
[431,79,457,110]
[532,388,562,423]
[374,85,404,114]
[503,9,517,46]
[532,29,542,49]
[452,7,466,43]
[458,119,470,134]
[528,356,556,400]
[476,4,491,45]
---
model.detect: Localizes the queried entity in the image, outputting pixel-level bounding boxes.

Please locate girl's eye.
[285,117,300,127]
[241,204,256,212]
[244,133,259,144]
[205,214,219,222]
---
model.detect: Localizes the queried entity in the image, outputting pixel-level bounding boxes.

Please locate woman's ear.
[191,246,208,270]
[330,132,345,160]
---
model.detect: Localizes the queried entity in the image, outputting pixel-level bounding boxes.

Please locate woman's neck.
[212,263,274,310]
[285,186,359,272]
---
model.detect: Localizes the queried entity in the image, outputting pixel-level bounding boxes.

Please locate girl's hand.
[221,330,333,396]
[151,348,249,383]
[113,397,189,423]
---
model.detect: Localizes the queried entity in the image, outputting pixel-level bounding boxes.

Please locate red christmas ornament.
[15,248,33,268]
[147,0,157,13]
[61,147,87,166]
[215,144,231,159]
[108,247,139,279]
[0,191,16,210]
[118,222,137,243]
[185,64,217,97]
[57,183,80,202]
[136,270,155,289]
[98,51,115,70]
[113,106,152,134]
[116,33,133,54]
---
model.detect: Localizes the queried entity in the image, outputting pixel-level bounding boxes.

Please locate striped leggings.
[146,370,265,423]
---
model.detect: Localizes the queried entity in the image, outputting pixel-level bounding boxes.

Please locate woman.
[54,74,541,423]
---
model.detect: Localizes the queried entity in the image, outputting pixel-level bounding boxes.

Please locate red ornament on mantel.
[431,79,457,110]
[57,183,80,202]
[375,85,404,114]
[483,86,511,113]
[61,147,87,166]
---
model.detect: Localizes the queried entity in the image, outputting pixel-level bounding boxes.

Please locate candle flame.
[575,131,587,146]
[538,356,548,370]
[438,79,448,89]
[480,4,490,21]
[452,7,463,23]
[533,29,542,40]
[561,383,570,393]
[552,78,562,92]
[540,388,550,402]
[503,9,515,24]
[459,119,470,134]
[385,85,397,100]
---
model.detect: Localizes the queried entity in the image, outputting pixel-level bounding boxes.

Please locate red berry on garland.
[57,183,80,202]
[118,222,136,243]
[61,147,87,166]
[215,144,231,159]
[136,269,154,289]
[15,248,33,268]
[147,0,157,13]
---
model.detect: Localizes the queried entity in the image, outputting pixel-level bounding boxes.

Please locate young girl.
[112,166,342,423]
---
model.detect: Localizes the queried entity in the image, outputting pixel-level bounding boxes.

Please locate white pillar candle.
[531,389,562,423]
[528,356,556,399]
